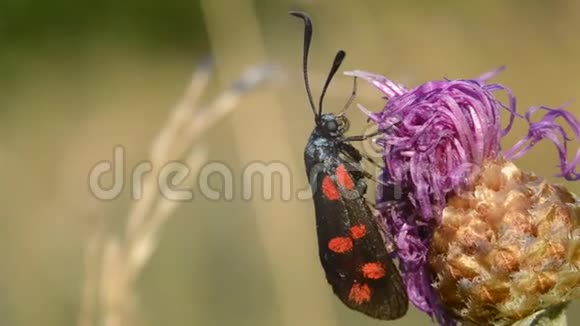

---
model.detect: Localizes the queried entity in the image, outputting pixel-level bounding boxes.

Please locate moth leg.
[344,130,380,142]
[337,76,358,117]
[339,141,383,169]
[338,142,362,163]
[355,178,368,195]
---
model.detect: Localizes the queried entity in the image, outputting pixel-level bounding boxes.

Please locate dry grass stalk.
[77,61,277,326]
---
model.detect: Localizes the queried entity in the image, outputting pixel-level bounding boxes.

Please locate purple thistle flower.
[344,68,580,324]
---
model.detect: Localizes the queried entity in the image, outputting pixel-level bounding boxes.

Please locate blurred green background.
[1,1,579,325]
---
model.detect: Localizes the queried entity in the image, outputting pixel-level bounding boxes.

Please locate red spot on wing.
[361,262,386,279]
[328,237,353,253]
[348,283,371,304]
[336,164,355,190]
[350,224,367,239]
[322,176,340,201]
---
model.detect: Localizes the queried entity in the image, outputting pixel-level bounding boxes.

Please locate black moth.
[290,11,408,320]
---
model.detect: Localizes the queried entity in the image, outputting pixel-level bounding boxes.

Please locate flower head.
[345,68,580,324]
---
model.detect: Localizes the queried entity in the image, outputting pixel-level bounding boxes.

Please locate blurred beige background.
[0,1,579,325]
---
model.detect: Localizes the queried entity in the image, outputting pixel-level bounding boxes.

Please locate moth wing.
[311,166,408,320]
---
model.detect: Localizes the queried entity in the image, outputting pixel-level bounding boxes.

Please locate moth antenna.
[318,50,346,117]
[289,11,318,119]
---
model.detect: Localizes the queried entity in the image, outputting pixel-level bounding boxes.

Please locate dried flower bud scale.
[345,68,580,325]
[431,159,579,324]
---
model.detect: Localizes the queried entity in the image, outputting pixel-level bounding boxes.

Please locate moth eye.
[325,120,338,132]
